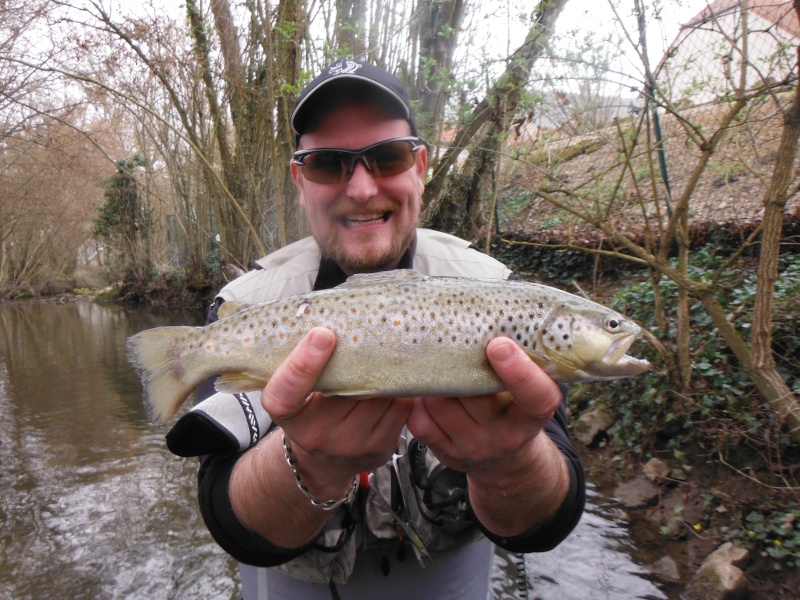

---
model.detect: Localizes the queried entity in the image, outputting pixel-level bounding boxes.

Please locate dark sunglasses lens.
[299,139,417,184]
[301,151,347,184]
[368,141,416,178]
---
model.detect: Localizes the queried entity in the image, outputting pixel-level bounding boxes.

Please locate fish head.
[537,305,651,382]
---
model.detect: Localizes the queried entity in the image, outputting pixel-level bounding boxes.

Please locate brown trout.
[127,270,650,422]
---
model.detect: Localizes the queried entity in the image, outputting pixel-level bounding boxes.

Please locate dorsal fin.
[336,269,426,289]
[217,300,251,320]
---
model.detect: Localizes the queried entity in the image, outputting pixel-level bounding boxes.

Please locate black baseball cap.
[291,58,418,145]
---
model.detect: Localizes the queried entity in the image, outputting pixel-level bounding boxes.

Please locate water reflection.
[0,301,238,599]
[495,485,668,599]
[0,300,668,599]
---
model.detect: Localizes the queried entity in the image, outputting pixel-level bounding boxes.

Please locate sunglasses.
[292,136,422,184]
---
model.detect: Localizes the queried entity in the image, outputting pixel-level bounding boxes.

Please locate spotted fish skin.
[126,270,650,422]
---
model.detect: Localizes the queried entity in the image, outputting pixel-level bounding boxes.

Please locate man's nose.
[345,158,378,199]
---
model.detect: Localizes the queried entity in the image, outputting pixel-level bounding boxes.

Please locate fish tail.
[126,326,203,423]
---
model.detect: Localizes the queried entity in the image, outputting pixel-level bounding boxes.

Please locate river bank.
[577,438,800,599]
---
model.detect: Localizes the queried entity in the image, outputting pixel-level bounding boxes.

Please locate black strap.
[233,393,260,449]
[328,580,342,600]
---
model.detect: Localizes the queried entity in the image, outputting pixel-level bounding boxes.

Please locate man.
[173,58,585,599]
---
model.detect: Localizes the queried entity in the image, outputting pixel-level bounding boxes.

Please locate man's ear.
[415,144,428,192]
[414,144,428,193]
[290,160,306,207]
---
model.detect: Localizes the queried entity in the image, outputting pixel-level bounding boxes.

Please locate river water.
[0,300,670,599]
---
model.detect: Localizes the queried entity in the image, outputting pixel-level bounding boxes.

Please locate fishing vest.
[214,228,512,304]
[171,228,512,586]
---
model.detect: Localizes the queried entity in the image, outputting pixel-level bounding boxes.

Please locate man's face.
[291,102,427,275]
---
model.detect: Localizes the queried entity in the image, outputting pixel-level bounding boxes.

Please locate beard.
[316,224,415,274]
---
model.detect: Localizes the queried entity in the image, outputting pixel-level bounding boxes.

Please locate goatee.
[318,228,414,274]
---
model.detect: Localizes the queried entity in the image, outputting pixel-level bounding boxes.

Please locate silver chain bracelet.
[282,433,358,511]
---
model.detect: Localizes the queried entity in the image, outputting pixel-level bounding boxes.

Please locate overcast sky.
[555,0,711,55]
[466,1,714,65]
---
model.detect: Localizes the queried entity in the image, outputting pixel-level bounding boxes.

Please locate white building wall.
[658,3,798,105]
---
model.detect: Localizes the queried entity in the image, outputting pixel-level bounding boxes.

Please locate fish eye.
[607,318,620,329]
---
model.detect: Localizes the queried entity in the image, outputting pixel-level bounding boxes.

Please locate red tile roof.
[685,0,799,39]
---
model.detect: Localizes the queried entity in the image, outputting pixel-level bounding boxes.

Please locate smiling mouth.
[342,212,391,227]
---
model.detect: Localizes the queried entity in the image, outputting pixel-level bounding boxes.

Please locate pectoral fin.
[215,372,268,392]
[321,388,383,400]
[523,346,551,369]
[523,345,584,382]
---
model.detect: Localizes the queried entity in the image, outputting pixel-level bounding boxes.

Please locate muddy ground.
[579,442,800,599]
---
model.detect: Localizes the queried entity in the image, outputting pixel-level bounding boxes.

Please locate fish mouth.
[592,330,651,379]
[606,330,640,364]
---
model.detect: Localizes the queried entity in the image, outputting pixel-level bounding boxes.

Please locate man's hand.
[407,337,569,537]
[229,328,411,549]
[263,327,413,498]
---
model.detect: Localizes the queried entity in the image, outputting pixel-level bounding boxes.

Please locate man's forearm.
[467,432,569,537]
[229,430,349,549]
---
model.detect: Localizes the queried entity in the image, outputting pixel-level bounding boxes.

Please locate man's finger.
[261,327,337,419]
[486,337,561,417]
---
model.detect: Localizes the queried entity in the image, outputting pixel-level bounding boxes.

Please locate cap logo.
[328,59,362,76]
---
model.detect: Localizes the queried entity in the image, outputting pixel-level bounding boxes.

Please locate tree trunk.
[415,0,466,140]
[187,0,254,262]
[746,29,800,437]
[273,0,308,246]
[699,290,800,438]
[335,0,367,57]
[209,0,307,257]
[422,0,570,237]
[752,45,800,370]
